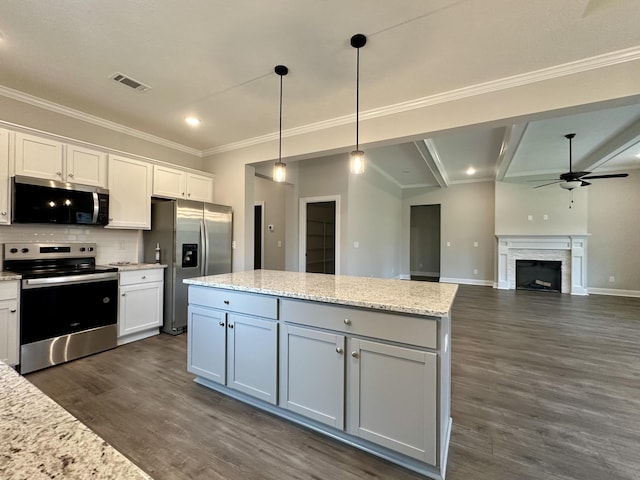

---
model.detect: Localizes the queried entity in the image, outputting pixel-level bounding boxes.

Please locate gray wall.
[402,182,496,284]
[254,176,287,270]
[587,171,640,292]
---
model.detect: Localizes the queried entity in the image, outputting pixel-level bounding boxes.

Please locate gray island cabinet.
[184,270,457,480]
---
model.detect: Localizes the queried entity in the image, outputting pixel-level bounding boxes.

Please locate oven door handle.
[22,272,118,289]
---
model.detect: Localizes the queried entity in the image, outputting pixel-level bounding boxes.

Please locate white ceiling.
[1,0,640,187]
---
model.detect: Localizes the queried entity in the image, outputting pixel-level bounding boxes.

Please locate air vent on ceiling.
[110,72,151,92]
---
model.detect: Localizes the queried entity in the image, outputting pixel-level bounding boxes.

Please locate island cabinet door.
[347,338,438,466]
[279,324,345,429]
[187,306,227,385]
[226,313,278,405]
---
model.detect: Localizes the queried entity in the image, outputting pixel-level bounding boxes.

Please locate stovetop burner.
[2,242,118,279]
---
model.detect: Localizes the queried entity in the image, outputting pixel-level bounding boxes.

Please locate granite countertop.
[184,270,458,317]
[0,362,152,480]
[108,262,167,271]
[0,271,21,281]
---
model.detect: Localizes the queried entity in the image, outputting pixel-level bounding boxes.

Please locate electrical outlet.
[609,276,615,283]
[473,269,478,275]
[543,214,549,221]
[232,240,237,249]
[446,241,451,247]
[277,240,282,248]
[473,241,478,247]
[353,241,360,249]
[527,215,533,221]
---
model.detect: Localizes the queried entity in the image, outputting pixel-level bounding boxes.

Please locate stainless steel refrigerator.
[143,198,232,335]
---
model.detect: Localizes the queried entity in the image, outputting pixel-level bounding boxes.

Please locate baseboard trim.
[439,277,494,287]
[587,287,640,298]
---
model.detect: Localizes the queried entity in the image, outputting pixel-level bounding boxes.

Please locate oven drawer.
[119,269,164,286]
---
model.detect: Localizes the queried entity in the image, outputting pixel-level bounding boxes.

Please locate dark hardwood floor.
[27,286,640,480]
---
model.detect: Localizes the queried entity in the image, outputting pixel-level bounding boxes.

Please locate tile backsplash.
[0,224,141,265]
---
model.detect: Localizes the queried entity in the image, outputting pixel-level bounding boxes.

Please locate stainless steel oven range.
[2,243,118,374]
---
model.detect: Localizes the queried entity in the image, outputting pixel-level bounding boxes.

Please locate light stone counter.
[107,262,167,271]
[184,269,458,317]
[0,362,152,480]
[0,272,21,281]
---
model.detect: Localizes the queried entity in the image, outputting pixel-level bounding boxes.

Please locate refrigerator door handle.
[200,219,207,276]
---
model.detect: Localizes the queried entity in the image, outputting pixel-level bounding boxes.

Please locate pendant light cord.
[355,46,360,151]
[279,73,283,162]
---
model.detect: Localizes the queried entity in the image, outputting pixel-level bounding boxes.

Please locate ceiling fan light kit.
[533,133,629,191]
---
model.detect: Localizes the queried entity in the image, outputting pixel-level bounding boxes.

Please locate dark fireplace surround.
[515,260,562,293]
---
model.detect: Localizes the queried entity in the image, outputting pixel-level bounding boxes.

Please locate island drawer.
[119,269,164,286]
[280,299,437,349]
[189,286,278,319]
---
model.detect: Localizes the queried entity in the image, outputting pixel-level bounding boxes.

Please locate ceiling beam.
[414,139,449,188]
[495,123,528,181]
[575,118,640,172]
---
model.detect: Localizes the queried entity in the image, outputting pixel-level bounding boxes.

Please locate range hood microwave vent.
[110,72,151,92]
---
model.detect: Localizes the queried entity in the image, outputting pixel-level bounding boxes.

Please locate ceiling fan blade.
[580,180,591,186]
[560,171,591,180]
[533,180,563,188]
[580,173,629,180]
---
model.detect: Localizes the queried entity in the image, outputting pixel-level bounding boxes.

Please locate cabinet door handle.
[68,172,74,178]
[223,300,230,305]
[141,275,146,279]
[228,324,234,329]
[10,308,16,313]
[351,351,359,358]
[343,318,351,325]
[336,347,343,354]
[218,321,225,327]
[56,171,62,176]
[1,211,6,216]
[121,293,126,297]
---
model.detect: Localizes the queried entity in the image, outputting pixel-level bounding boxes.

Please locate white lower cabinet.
[348,338,437,464]
[279,324,345,428]
[118,269,163,345]
[0,281,20,366]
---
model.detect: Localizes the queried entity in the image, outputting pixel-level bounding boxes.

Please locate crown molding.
[205,45,640,156]
[0,85,202,157]
[3,45,640,160]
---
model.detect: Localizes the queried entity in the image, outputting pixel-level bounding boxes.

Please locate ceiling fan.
[534,133,629,190]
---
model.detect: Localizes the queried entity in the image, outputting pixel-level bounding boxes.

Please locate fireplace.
[496,235,588,295]
[516,260,562,292]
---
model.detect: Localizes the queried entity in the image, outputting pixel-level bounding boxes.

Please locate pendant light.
[273,65,288,183]
[350,33,367,175]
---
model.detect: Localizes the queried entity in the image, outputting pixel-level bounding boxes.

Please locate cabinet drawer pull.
[68,172,74,178]
[223,300,230,305]
[141,275,146,279]
[228,324,234,329]
[351,351,359,358]
[336,347,343,354]
[343,318,351,325]
[56,171,62,176]
[218,321,225,327]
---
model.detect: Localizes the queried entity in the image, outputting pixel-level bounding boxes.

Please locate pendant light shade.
[273,65,288,183]
[350,34,367,174]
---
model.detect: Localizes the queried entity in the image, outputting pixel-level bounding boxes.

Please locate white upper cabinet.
[65,144,107,187]
[106,154,152,229]
[14,132,64,181]
[14,132,107,187]
[153,164,214,203]
[0,128,10,225]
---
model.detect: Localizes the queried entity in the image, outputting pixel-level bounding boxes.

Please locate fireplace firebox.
[516,260,562,292]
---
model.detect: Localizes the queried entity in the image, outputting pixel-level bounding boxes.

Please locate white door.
[119,282,163,336]
[187,306,227,385]
[348,338,438,465]
[227,313,278,404]
[280,324,345,429]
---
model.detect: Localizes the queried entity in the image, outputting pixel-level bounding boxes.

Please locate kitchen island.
[184,270,457,480]
[0,361,152,480]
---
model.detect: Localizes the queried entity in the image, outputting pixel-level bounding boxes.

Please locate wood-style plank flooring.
[27,286,640,480]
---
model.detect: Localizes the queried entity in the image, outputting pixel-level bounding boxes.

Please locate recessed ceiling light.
[635,153,640,159]
[185,117,201,127]
[466,167,476,175]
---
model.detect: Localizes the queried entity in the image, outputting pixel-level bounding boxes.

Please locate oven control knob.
[10,248,18,254]
[88,247,94,252]
[80,247,86,252]
[21,248,29,253]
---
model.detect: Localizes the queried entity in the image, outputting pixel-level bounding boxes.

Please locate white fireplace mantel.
[496,235,589,295]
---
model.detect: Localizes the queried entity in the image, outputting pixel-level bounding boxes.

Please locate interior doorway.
[254,202,264,269]
[410,204,441,281]
[299,196,340,274]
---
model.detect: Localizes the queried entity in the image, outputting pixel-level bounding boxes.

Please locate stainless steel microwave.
[12,175,109,225]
